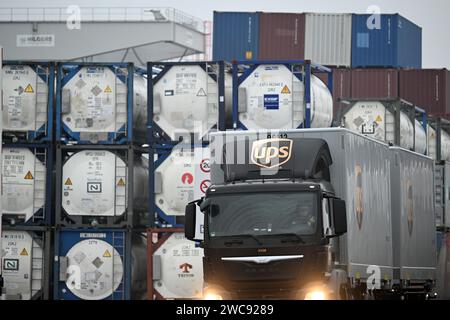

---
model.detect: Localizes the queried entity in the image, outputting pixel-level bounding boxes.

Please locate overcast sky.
[3,0,449,68]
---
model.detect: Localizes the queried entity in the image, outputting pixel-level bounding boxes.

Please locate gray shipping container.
[390,147,436,281]
[304,13,352,67]
[210,128,436,283]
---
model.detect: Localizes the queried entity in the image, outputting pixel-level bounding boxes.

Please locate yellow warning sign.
[245,51,253,60]
[281,85,291,94]
[24,84,34,93]
[64,178,73,186]
[24,171,34,180]
[375,115,383,123]
[117,178,125,187]
[20,248,29,256]
[103,250,112,258]
[104,86,112,93]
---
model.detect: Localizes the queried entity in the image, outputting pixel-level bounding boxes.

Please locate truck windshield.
[208,192,318,238]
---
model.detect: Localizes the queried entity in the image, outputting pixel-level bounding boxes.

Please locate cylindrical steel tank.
[2,64,49,135]
[153,233,204,299]
[61,66,147,141]
[1,230,44,300]
[62,150,148,217]
[2,148,46,223]
[414,119,427,155]
[155,146,210,221]
[427,125,450,161]
[237,64,333,130]
[152,64,232,140]
[342,101,427,152]
[61,232,147,300]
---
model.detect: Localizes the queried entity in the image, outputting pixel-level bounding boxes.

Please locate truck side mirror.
[331,199,347,236]
[185,202,197,241]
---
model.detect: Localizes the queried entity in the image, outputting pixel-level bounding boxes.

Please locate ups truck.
[185,128,436,299]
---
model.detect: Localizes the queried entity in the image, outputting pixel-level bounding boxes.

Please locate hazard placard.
[196,88,207,97]
[24,84,34,93]
[200,179,211,194]
[117,178,125,187]
[375,115,383,123]
[64,177,73,185]
[20,248,29,256]
[181,172,194,185]
[103,250,112,258]
[200,158,210,173]
[281,85,291,94]
[24,171,33,180]
[104,86,112,93]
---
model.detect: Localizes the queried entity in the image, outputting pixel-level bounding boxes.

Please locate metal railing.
[0,7,205,32]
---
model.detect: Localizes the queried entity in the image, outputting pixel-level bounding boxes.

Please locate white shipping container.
[342,101,427,153]
[61,66,147,142]
[2,65,48,132]
[155,146,210,219]
[238,64,333,130]
[62,150,148,217]
[2,148,46,223]
[304,13,352,67]
[57,231,147,300]
[153,65,232,141]
[64,237,123,300]
[1,230,43,300]
[153,233,204,299]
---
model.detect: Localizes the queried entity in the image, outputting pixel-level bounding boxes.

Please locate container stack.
[146,61,228,299]
[1,61,54,300]
[52,62,149,300]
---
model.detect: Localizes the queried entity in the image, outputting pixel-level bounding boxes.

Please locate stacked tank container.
[337,98,428,155]
[231,60,334,130]
[147,61,229,299]
[53,62,149,300]
[1,60,54,300]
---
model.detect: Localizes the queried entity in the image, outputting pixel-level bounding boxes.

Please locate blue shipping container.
[351,14,422,68]
[54,229,131,300]
[213,11,260,61]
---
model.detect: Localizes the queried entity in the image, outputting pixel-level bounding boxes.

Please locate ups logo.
[251,139,293,169]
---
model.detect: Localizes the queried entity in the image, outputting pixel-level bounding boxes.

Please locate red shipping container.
[399,69,450,116]
[350,69,399,99]
[258,12,305,60]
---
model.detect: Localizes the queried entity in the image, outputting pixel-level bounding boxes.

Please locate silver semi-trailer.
[185,128,436,299]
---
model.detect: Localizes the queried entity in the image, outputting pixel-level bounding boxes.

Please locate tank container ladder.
[291,65,304,126]
[206,64,219,129]
[114,155,127,217]
[32,148,47,222]
[31,233,44,298]
[435,166,444,225]
[111,232,125,300]
[36,66,48,138]
[115,68,128,141]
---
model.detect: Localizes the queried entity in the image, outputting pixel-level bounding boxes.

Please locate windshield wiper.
[278,233,306,244]
[223,234,263,246]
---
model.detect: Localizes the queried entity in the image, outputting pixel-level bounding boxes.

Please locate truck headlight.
[203,288,223,300]
[304,290,327,300]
